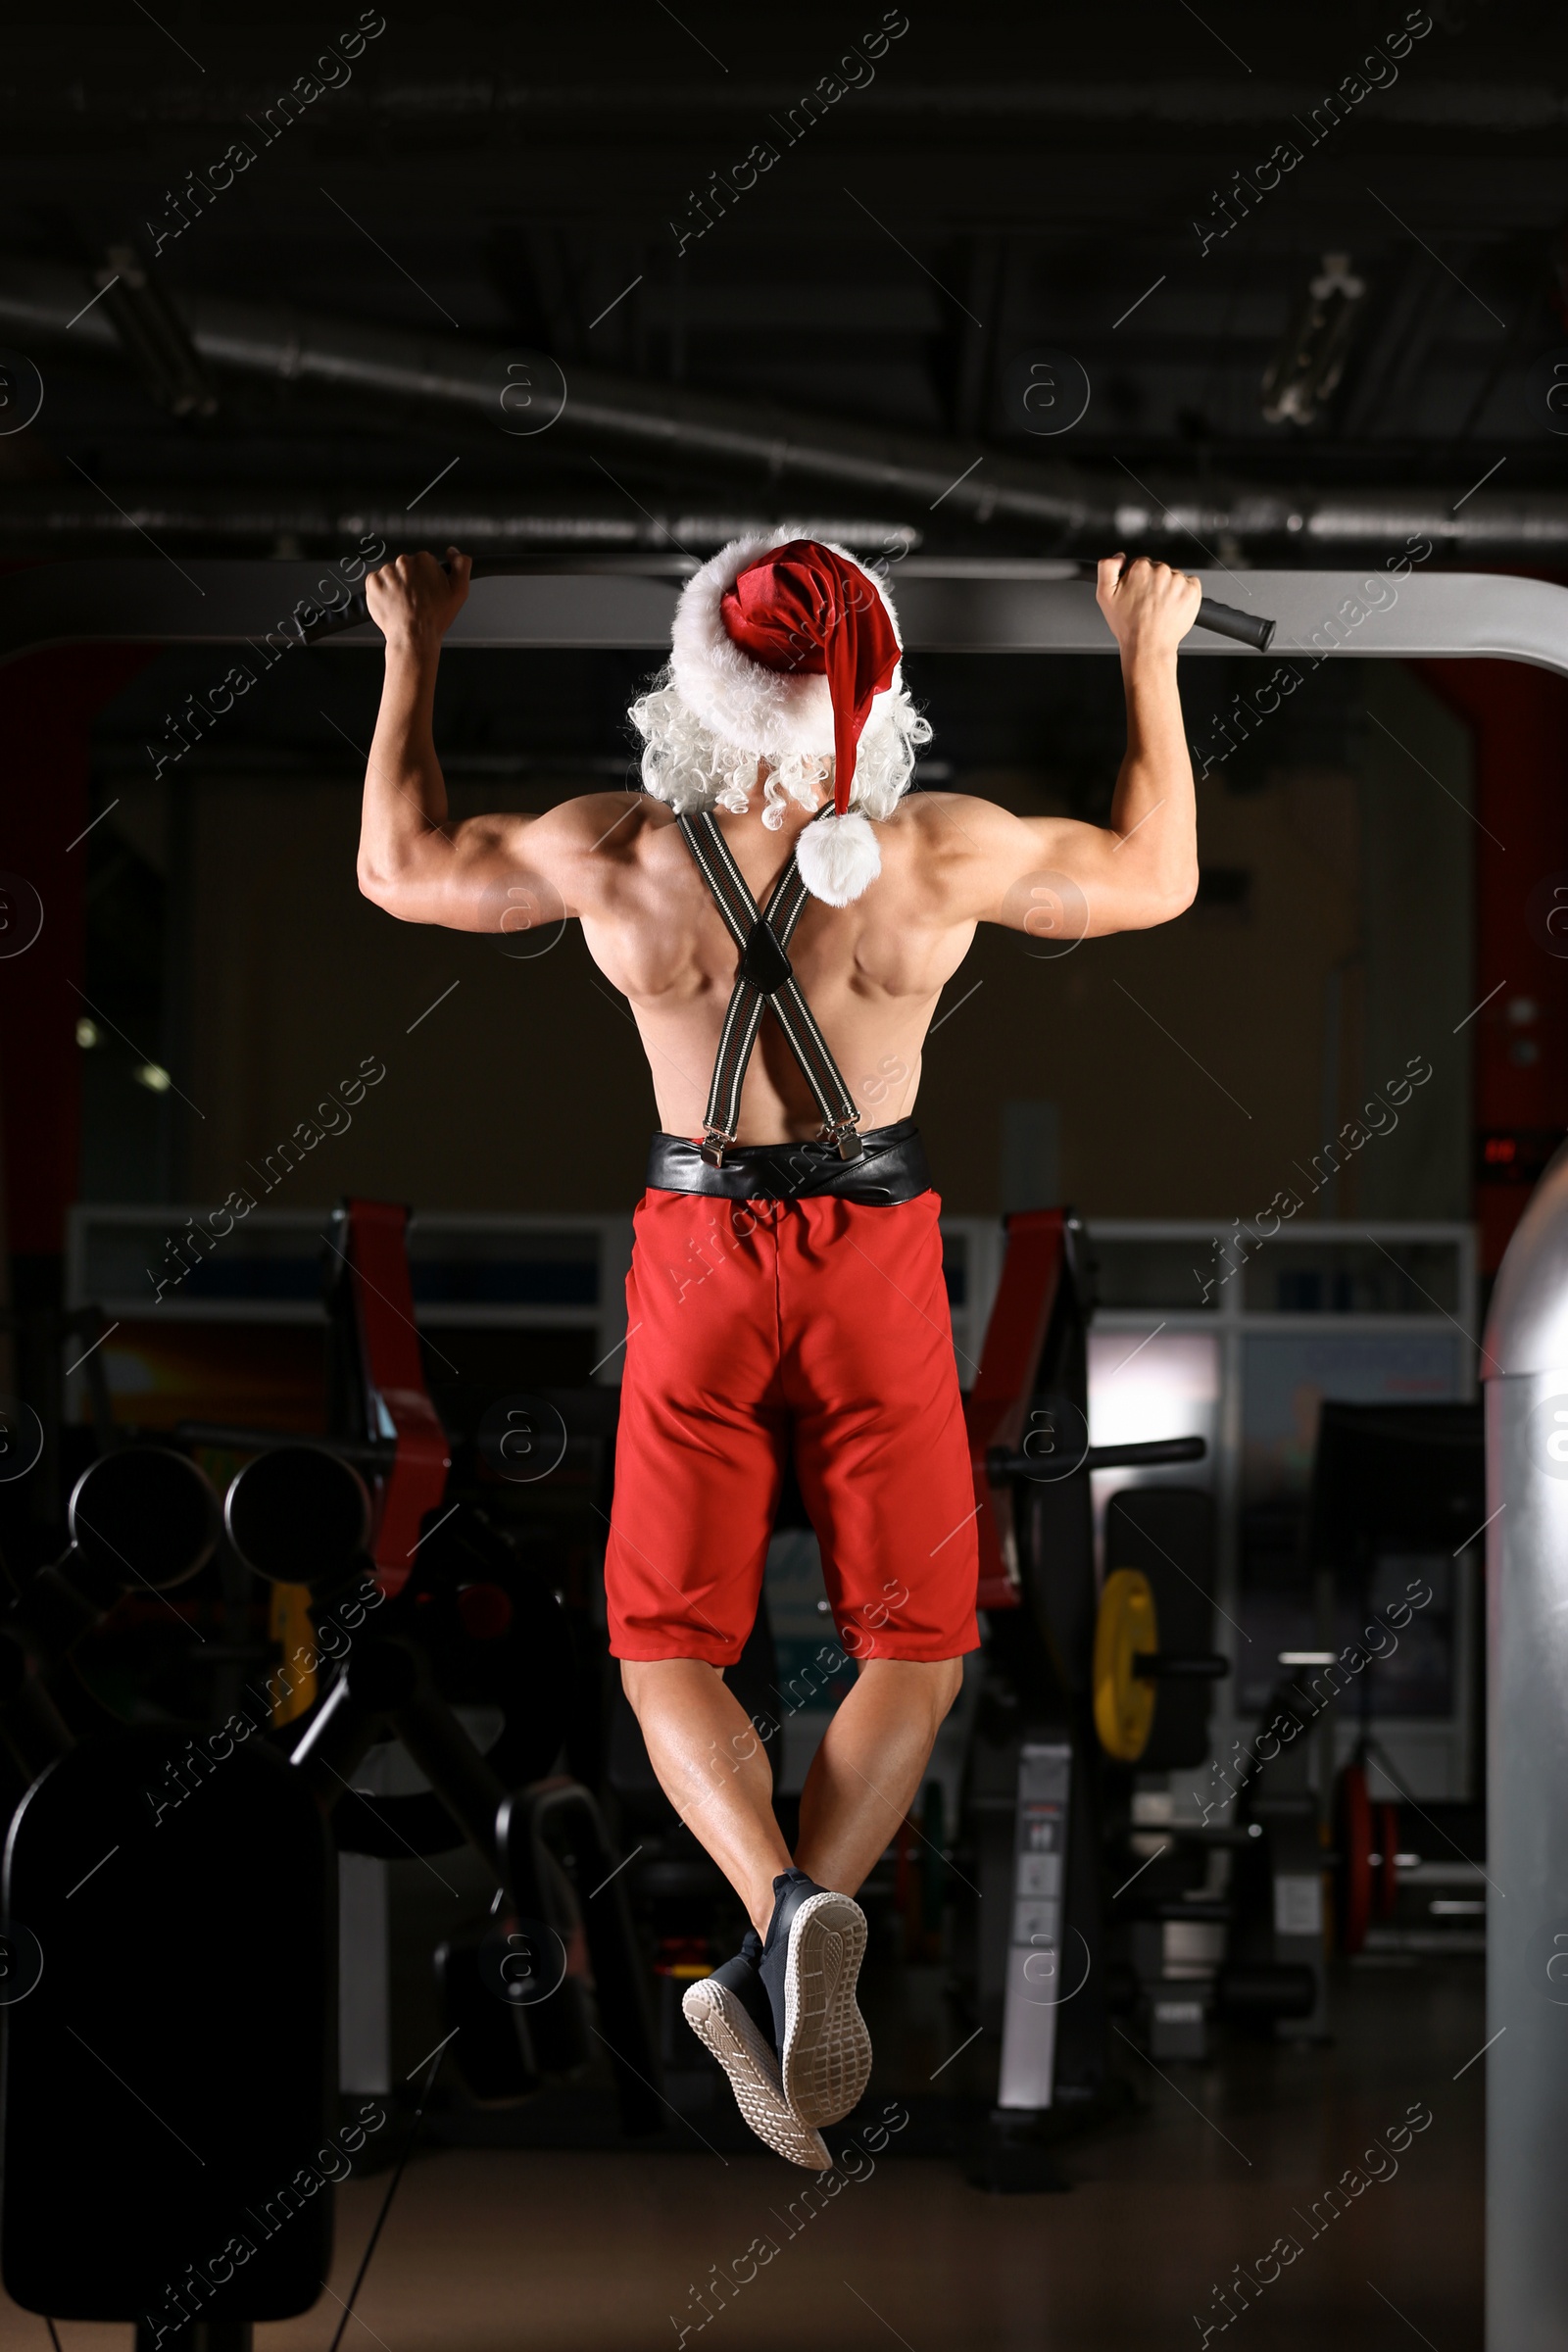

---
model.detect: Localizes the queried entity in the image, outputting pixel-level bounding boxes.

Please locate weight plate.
[1093,1568,1158,1762]
[225,1445,370,1585]
[70,1447,219,1590]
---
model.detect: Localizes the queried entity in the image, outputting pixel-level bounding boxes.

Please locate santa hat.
[668,532,905,905]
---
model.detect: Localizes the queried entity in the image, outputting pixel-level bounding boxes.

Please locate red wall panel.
[1415,658,1568,1274]
[0,646,157,1262]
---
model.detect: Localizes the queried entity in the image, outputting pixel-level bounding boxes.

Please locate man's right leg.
[793,1656,964,1895]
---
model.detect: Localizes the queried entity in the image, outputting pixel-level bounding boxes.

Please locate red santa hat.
[667,532,906,905]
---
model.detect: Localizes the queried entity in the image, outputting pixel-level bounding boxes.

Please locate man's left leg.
[622,1654,838,2170]
[619,1656,791,1936]
[608,1193,845,2166]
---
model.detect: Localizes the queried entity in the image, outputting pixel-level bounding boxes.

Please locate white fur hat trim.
[668,529,905,767]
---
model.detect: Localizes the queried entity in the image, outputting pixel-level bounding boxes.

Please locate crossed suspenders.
[677,811,863,1168]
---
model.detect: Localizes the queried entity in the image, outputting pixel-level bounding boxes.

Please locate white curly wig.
[628,530,932,904]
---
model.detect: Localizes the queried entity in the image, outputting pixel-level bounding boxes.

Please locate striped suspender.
[677,811,863,1165]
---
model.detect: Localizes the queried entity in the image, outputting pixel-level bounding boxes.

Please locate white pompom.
[796,809,882,906]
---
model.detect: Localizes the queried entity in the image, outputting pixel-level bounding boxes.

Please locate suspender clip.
[699,1130,732,1169]
[829,1122,863,1163]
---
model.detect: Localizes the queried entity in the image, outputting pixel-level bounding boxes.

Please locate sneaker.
[682,1933,832,2172]
[759,1871,871,2130]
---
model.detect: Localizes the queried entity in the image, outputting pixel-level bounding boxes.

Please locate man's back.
[539,786,994,1142]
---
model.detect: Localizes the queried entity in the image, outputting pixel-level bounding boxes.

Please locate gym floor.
[3,1957,1479,2352]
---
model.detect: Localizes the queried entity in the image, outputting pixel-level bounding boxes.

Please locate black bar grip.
[985,1433,1206,1481]
[1083,1436,1207,1471]
[1070,561,1276,653]
[1194,596,1275,652]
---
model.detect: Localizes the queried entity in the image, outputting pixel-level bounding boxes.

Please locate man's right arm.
[356,548,587,937]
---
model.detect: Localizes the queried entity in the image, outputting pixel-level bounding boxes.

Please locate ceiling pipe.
[0,485,920,559]
[0,257,1094,536]
[1,258,1563,558]
[12,76,1564,133]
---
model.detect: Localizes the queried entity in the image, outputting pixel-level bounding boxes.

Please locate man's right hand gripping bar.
[1072,560,1276,652]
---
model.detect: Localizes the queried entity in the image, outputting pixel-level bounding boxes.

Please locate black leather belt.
[646,1120,931,1204]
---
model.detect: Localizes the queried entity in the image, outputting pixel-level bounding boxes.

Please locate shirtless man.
[358,535,1201,2167]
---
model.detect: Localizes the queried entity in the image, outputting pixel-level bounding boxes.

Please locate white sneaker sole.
[780,1890,872,2129]
[682,1977,832,2172]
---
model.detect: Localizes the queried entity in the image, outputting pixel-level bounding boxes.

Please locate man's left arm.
[950,556,1203,938]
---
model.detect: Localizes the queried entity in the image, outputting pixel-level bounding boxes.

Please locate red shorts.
[605,1187,980,1665]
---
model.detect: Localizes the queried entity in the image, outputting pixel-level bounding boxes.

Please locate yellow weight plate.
[1094,1567,1158,1762]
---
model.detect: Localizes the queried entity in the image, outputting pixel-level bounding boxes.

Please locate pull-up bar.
[0,561,1564,675]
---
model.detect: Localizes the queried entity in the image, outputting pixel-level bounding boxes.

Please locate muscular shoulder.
[519,790,678,894]
[895,790,1026,853]
[878,790,1029,913]
[526,791,669,860]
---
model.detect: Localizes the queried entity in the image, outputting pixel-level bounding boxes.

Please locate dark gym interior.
[3,6,1566,2347]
